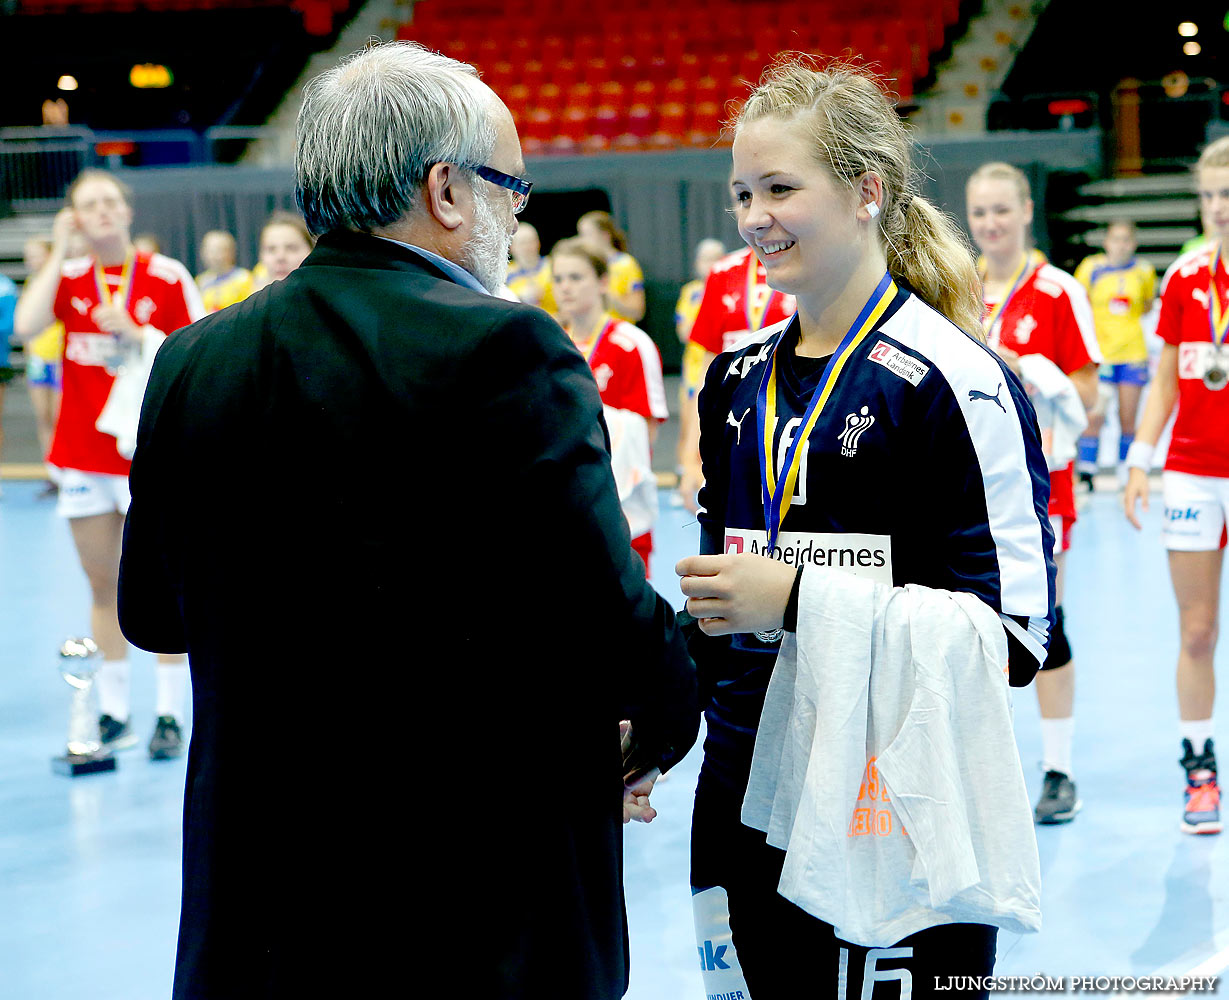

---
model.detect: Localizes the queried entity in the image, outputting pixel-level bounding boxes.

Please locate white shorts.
[56,468,131,519]
[1162,470,1229,551]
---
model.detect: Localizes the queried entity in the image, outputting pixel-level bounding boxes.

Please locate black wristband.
[782,566,804,632]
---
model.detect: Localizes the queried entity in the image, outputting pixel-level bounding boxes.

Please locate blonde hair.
[1197,136,1229,174]
[735,57,984,341]
[966,161,1032,205]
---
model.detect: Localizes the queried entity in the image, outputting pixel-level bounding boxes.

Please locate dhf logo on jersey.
[838,406,875,457]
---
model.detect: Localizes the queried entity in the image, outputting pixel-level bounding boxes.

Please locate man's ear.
[425,162,466,232]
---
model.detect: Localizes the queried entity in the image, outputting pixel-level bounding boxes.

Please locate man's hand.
[676,552,797,636]
[678,466,703,514]
[622,770,660,824]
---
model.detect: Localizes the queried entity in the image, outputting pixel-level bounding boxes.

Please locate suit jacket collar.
[304,230,468,286]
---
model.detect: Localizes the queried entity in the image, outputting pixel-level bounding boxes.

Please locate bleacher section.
[15,0,350,35]
[399,0,963,154]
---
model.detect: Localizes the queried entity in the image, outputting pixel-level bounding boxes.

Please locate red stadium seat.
[523,107,555,143]
[597,80,626,105]
[566,82,596,110]
[521,60,546,88]
[626,103,657,138]
[630,80,658,106]
[547,135,580,155]
[582,57,610,85]
[693,75,721,104]
[657,102,689,139]
[590,105,624,140]
[559,106,590,142]
[688,101,724,146]
[536,82,564,113]
[552,58,580,89]
[662,78,690,103]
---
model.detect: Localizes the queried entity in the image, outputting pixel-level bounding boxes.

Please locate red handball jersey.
[1156,244,1229,479]
[985,260,1100,520]
[576,314,668,423]
[688,246,796,355]
[50,251,205,474]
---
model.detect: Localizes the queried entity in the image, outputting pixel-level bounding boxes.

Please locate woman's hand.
[676,553,797,636]
[1124,467,1150,530]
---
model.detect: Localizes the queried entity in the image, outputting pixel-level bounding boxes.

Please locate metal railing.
[0,125,280,212]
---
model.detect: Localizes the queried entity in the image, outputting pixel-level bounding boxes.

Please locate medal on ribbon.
[979,249,1045,346]
[752,272,897,642]
[1205,245,1229,392]
[94,251,136,375]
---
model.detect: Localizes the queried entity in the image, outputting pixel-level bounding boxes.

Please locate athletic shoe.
[1034,769,1081,824]
[1181,738,1222,835]
[1077,471,1095,493]
[148,716,184,761]
[98,713,138,751]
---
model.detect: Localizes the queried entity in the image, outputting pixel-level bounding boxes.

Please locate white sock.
[1181,719,1215,754]
[155,661,191,721]
[48,465,62,485]
[96,659,131,721]
[1041,717,1074,777]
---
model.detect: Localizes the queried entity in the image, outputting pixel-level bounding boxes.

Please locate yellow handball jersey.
[28,319,65,363]
[606,252,645,323]
[507,259,556,315]
[1073,254,1156,364]
[196,267,255,313]
[675,278,707,391]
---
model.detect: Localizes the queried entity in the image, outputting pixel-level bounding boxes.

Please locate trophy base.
[51,750,117,777]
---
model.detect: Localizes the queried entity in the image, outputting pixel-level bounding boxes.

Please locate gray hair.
[295,41,498,236]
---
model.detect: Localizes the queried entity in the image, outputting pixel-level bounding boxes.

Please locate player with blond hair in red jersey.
[677,245,797,511]
[967,161,1101,826]
[14,169,205,760]
[1125,136,1229,835]
[551,238,668,573]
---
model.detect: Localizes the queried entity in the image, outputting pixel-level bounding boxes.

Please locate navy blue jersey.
[695,287,1056,753]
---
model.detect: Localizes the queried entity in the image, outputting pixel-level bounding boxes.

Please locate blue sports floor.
[2,479,1228,998]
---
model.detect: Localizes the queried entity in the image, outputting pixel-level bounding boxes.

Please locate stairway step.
[1062,199,1198,223]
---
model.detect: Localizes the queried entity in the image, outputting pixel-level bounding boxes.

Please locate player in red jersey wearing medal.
[15,170,205,760]
[551,238,668,573]
[677,245,797,510]
[1126,136,1229,834]
[967,162,1101,826]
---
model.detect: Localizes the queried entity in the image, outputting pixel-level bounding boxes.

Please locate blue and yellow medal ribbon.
[1208,244,1229,350]
[978,248,1045,344]
[755,272,897,553]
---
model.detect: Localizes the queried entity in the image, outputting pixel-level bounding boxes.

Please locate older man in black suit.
[118,41,698,1000]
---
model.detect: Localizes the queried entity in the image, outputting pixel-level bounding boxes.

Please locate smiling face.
[965,176,1033,263]
[729,115,862,306]
[1198,166,1229,245]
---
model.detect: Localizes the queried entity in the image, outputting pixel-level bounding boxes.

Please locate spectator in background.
[676,241,797,512]
[133,232,161,255]
[21,236,67,497]
[578,209,646,323]
[552,237,668,574]
[13,168,205,760]
[673,237,726,500]
[0,268,17,496]
[506,221,556,315]
[196,230,254,313]
[1073,220,1156,488]
[251,211,313,292]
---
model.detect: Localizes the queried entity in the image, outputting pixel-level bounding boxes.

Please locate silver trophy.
[51,637,117,777]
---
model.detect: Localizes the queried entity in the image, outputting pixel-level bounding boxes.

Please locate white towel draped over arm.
[742,568,1041,947]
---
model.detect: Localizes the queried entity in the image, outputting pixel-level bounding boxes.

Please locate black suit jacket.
[119,231,699,999]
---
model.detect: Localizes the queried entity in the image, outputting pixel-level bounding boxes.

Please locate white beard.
[463,187,512,294]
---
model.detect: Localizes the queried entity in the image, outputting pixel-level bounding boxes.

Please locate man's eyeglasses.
[461,163,533,215]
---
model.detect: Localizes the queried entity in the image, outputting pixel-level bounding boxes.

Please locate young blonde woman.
[577,209,647,323]
[251,211,314,292]
[966,162,1101,826]
[14,169,205,759]
[674,59,1055,999]
[1125,135,1229,835]
[551,238,667,571]
[1074,220,1156,486]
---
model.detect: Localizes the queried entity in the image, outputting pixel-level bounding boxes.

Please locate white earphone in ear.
[865,201,880,219]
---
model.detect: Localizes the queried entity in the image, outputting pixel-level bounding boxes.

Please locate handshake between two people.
[621,552,797,826]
